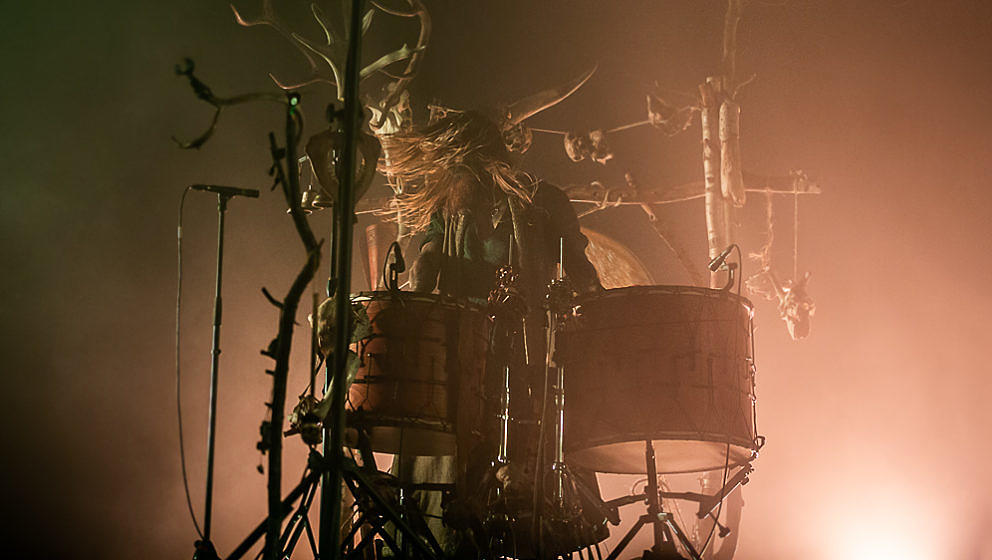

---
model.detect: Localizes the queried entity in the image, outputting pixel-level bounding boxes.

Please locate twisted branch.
[261,100,323,560]
[171,58,284,149]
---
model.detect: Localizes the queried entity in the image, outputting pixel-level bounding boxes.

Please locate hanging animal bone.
[646,92,696,136]
[746,188,816,340]
[746,268,815,340]
[502,121,534,154]
[564,129,613,164]
[780,271,815,339]
[720,99,746,207]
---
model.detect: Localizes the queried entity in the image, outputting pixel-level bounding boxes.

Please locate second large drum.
[560,286,758,474]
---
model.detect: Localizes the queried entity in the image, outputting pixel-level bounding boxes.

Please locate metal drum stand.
[605,441,701,560]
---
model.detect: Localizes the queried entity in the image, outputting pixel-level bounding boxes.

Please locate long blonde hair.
[378,111,534,231]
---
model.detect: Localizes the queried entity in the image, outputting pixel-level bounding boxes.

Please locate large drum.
[560,286,758,474]
[345,292,489,456]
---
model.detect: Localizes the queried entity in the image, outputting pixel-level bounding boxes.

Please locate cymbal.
[581,227,653,289]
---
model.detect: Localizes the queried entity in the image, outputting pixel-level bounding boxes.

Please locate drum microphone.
[390,242,406,274]
[191,184,260,199]
[384,241,405,291]
[707,244,738,272]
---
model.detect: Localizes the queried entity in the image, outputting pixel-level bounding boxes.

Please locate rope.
[793,176,800,281]
[529,117,654,137]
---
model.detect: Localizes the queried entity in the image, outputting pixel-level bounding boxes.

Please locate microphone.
[391,244,406,274]
[385,241,405,291]
[191,184,260,198]
[707,244,737,272]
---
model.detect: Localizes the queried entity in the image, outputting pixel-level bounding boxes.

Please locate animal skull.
[564,129,613,164]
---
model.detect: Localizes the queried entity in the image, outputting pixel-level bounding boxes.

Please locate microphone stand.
[195,192,233,560]
[320,1,364,558]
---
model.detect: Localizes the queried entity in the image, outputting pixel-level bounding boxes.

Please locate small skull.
[647,93,694,136]
[502,121,533,153]
[780,272,815,340]
[564,129,613,164]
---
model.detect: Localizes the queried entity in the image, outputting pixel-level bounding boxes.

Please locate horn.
[504,65,597,125]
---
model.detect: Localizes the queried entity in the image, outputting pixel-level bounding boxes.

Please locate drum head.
[568,439,755,475]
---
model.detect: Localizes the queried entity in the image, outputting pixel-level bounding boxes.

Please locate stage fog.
[3,2,991,559]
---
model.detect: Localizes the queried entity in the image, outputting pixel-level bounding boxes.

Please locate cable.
[176,186,204,539]
[793,171,800,281]
[532,310,555,547]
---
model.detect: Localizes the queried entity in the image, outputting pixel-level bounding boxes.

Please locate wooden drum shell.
[561,286,757,474]
[346,292,489,456]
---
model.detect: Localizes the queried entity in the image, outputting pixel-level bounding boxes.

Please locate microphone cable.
[175,186,204,539]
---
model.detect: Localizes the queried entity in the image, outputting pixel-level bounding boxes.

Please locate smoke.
[3,1,992,559]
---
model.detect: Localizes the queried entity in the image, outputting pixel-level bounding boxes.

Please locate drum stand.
[226,448,445,560]
[483,262,529,553]
[604,440,702,560]
[534,243,599,559]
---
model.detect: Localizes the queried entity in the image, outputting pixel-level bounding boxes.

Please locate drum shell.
[346,292,489,456]
[561,286,757,474]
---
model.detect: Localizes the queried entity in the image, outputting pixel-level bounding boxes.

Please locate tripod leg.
[303,515,319,558]
[226,470,320,560]
[605,516,647,560]
[346,515,382,560]
[339,510,372,554]
[344,466,443,558]
[663,517,702,560]
[279,479,320,555]
[365,517,404,559]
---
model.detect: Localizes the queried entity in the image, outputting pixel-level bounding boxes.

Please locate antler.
[367,0,431,131]
[231,2,337,94]
[504,65,597,126]
[231,1,428,105]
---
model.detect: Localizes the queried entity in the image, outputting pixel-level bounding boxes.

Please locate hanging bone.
[502,120,534,154]
[646,92,695,136]
[719,99,746,207]
[746,267,815,340]
[564,129,613,164]
[780,271,815,340]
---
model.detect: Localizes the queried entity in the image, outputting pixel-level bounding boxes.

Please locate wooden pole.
[321,1,364,558]
[700,76,728,288]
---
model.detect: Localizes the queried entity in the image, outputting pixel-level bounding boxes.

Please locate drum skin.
[560,286,757,474]
[346,292,489,456]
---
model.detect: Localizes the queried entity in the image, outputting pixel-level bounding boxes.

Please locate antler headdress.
[378,66,597,229]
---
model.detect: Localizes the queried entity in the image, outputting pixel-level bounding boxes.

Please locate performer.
[380,109,605,555]
[384,110,600,299]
